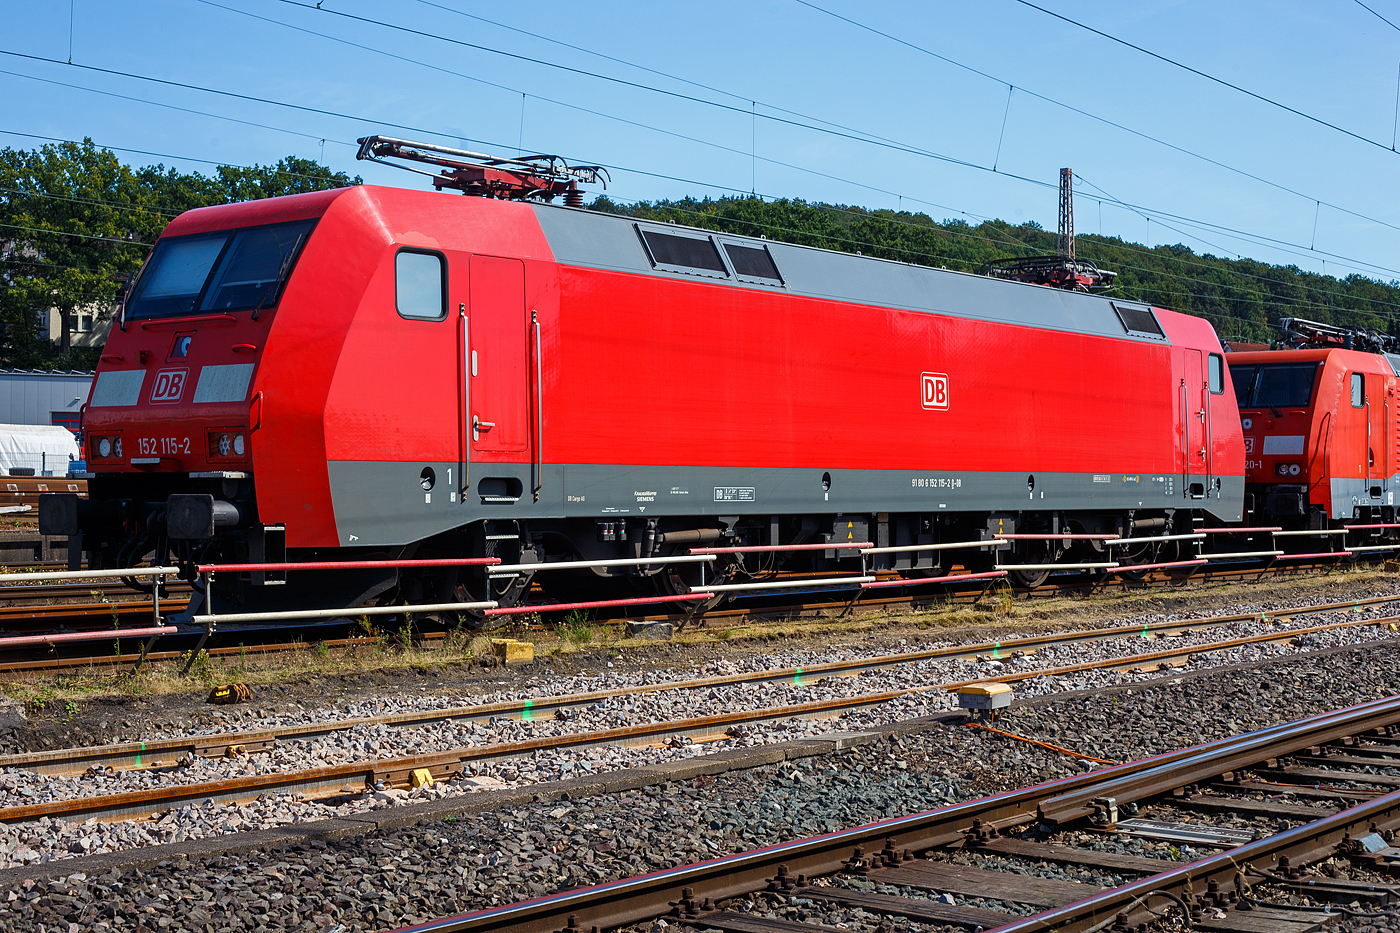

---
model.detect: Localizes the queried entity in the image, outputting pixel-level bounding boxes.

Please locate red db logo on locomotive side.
[921,372,948,410]
[149,369,188,404]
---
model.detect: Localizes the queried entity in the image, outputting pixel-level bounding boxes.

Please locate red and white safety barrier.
[0,626,177,649]
[0,566,181,585]
[484,593,716,616]
[861,570,1009,590]
[489,555,715,574]
[191,601,497,626]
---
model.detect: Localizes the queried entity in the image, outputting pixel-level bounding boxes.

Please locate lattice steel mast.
[1057,167,1074,262]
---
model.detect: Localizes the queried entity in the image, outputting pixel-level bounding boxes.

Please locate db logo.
[150,369,188,404]
[921,372,949,410]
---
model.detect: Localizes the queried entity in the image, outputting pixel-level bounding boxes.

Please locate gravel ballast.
[3,636,1400,932]
[0,613,1396,869]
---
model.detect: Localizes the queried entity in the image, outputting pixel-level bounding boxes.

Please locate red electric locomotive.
[41,138,1245,620]
[1228,319,1400,546]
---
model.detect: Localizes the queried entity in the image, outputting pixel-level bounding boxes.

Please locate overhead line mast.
[980,167,1116,291]
[1058,166,1075,262]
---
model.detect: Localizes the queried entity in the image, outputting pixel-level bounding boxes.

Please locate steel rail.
[0,691,956,826]
[7,624,1398,829]
[385,695,1400,933]
[1036,691,1400,824]
[6,601,1397,778]
[992,785,1400,932]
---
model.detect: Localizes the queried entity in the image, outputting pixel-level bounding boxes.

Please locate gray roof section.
[530,204,1165,344]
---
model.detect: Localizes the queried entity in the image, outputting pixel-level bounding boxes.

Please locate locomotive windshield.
[126,219,315,320]
[1229,361,1319,409]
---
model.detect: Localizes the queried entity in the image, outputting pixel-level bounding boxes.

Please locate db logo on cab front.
[921,372,949,410]
[149,369,188,404]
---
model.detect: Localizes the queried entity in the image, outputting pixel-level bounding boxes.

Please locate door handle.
[472,416,495,442]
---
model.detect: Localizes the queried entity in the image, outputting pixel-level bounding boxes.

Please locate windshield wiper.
[251,233,305,321]
[1252,376,1283,418]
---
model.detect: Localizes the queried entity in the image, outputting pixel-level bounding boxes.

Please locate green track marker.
[136,742,144,767]
[992,642,1000,659]
[521,699,533,722]
[794,667,803,686]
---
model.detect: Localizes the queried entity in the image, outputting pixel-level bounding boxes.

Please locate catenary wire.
[276,0,1400,246]
[793,0,1400,238]
[0,67,327,146]
[0,185,185,219]
[0,129,344,181]
[9,16,1396,284]
[8,123,1400,323]
[1355,0,1400,34]
[1011,0,1395,153]
[175,2,1400,275]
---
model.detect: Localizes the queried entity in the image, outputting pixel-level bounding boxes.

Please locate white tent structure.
[0,424,81,476]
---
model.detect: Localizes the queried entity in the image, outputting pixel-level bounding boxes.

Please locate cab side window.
[1208,354,1224,394]
[395,250,446,320]
[1352,373,1365,408]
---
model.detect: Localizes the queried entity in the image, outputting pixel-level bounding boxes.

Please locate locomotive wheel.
[655,553,734,616]
[1007,567,1051,588]
[1112,544,1155,581]
[449,568,530,628]
[1007,539,1052,589]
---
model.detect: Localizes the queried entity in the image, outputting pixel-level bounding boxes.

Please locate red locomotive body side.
[545,267,1240,478]
[1228,348,1399,523]
[53,182,1246,613]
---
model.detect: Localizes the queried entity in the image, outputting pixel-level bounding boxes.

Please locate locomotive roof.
[530,200,1178,347]
[1228,346,1400,377]
[154,184,1187,348]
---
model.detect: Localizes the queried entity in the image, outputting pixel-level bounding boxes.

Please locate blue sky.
[6,0,1400,286]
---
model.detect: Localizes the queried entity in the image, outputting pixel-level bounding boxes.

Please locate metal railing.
[0,565,179,667]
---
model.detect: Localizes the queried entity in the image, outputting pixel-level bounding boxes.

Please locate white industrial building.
[0,369,93,432]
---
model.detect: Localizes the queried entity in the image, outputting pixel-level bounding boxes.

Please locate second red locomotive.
[1229,319,1400,549]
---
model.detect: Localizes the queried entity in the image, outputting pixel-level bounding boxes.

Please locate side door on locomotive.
[1336,354,1396,511]
[1179,346,1229,500]
[459,254,534,506]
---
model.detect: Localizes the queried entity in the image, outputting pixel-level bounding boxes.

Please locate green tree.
[0,140,161,367]
[594,193,1400,347]
[0,141,359,369]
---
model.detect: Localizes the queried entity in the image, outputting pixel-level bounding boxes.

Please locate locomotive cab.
[1227,348,1398,526]
[39,191,339,597]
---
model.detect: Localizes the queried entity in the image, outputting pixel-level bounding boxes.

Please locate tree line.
[0,139,358,369]
[4,139,1396,369]
[594,195,1400,346]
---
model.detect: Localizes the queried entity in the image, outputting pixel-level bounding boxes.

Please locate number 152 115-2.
[138,437,190,456]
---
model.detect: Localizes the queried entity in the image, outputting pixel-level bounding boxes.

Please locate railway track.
[385,694,1400,933]
[2,610,1398,837]
[0,555,1394,674]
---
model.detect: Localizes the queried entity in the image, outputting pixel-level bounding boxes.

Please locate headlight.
[113,437,121,458]
[97,437,111,458]
[1276,463,1287,476]
[217,434,232,457]
[232,434,245,457]
[1288,463,1301,476]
